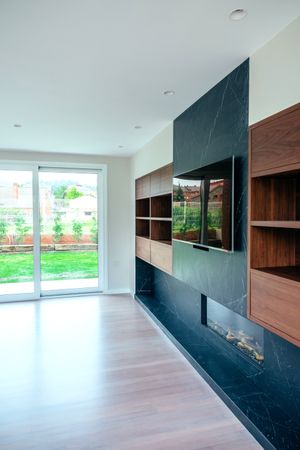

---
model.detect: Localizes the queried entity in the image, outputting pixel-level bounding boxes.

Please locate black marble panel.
[136,279,300,449]
[261,331,300,425]
[173,60,249,316]
[135,257,153,294]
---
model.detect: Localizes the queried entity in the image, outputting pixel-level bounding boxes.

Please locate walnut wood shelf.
[255,266,300,283]
[135,164,173,274]
[251,221,300,229]
[248,103,300,348]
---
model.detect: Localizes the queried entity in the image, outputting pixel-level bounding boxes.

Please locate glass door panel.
[39,170,100,293]
[0,170,34,296]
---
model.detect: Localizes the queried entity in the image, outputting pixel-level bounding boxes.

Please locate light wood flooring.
[0,294,261,450]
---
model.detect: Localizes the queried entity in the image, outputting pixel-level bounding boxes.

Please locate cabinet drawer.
[250,269,300,345]
[150,241,172,274]
[136,237,150,262]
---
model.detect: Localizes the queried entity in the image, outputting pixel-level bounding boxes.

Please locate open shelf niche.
[135,164,173,274]
[136,219,150,239]
[248,103,300,347]
[136,197,150,218]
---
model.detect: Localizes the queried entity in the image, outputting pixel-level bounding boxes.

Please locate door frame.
[0,161,107,302]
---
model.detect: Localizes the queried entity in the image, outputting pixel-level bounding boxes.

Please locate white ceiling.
[0,1,299,157]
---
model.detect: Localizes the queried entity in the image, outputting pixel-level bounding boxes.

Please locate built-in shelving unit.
[135,164,172,274]
[248,103,300,347]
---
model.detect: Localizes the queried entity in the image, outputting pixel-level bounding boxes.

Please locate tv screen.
[173,157,234,252]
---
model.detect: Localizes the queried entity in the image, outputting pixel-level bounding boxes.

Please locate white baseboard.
[103,288,131,295]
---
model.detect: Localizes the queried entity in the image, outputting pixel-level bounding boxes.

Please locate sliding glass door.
[0,164,104,301]
[39,169,100,294]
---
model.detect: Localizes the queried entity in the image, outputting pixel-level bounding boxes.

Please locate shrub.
[65,187,83,200]
[52,214,64,242]
[72,220,83,242]
[15,212,30,244]
[53,185,68,199]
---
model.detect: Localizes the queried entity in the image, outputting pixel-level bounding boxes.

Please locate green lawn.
[0,251,98,283]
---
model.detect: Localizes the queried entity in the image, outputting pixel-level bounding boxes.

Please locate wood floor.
[0,294,261,450]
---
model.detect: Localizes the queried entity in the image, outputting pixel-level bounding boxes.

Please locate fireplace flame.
[208,320,264,363]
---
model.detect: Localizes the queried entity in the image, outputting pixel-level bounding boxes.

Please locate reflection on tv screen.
[173,158,233,251]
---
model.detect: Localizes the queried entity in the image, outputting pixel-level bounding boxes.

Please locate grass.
[0,251,98,283]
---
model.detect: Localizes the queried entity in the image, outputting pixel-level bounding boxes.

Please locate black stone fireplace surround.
[135,60,300,449]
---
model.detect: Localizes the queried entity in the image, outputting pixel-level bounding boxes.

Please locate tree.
[52,214,64,242]
[72,220,83,242]
[15,212,30,244]
[0,219,7,243]
[174,183,185,201]
[53,185,68,199]
[90,216,98,244]
[65,187,83,200]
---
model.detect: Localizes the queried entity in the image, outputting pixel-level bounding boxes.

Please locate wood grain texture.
[151,220,172,243]
[150,240,172,274]
[251,176,296,221]
[0,295,261,450]
[135,164,173,276]
[136,198,150,217]
[250,270,300,346]
[150,164,173,196]
[136,236,151,262]
[136,175,151,199]
[251,221,300,229]
[250,227,295,269]
[248,104,300,345]
[250,103,300,177]
[151,194,172,218]
[136,218,150,238]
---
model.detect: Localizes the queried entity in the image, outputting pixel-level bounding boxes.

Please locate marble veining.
[173,60,249,316]
[135,59,300,449]
[136,279,300,450]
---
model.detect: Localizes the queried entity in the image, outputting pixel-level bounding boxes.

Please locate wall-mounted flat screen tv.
[173,157,234,252]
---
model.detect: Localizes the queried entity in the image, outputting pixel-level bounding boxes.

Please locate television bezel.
[172,156,235,253]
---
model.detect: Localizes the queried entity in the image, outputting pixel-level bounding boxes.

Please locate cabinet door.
[250,269,300,346]
[151,164,173,196]
[150,241,172,274]
[136,237,150,262]
[136,175,150,199]
[251,106,300,176]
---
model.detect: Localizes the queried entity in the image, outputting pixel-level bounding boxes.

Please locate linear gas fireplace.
[206,297,264,364]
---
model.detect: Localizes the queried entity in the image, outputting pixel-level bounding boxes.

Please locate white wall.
[129,123,173,294]
[131,123,173,179]
[249,16,300,125]
[0,150,131,293]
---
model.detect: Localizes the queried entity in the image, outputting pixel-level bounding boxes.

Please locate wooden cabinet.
[150,241,172,274]
[136,236,151,262]
[251,104,300,177]
[136,175,150,199]
[250,270,300,347]
[135,164,172,274]
[150,164,173,196]
[248,103,300,347]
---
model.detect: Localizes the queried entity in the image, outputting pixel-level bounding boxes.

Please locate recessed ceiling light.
[13,124,22,128]
[134,125,142,129]
[229,9,247,21]
[163,90,175,96]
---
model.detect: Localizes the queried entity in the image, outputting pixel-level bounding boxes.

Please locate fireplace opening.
[206,297,264,364]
